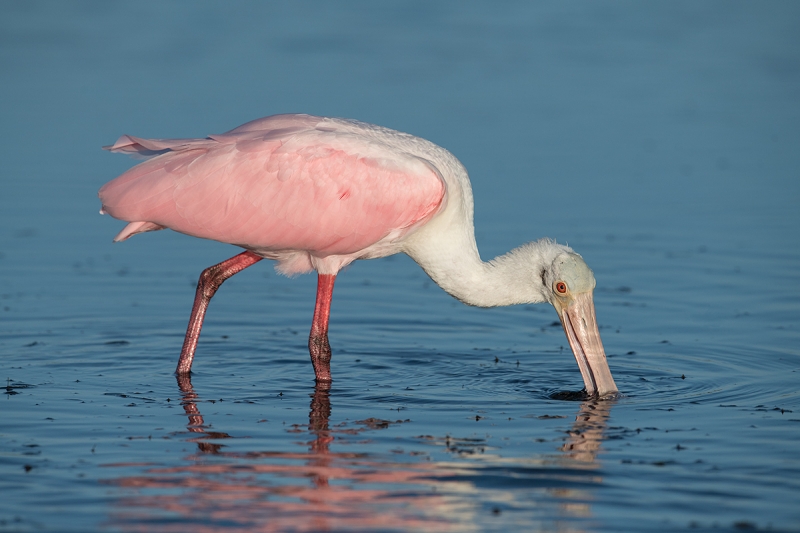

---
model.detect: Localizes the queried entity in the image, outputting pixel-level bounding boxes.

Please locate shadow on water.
[101,375,617,532]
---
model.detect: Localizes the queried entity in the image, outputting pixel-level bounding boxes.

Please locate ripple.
[607,344,800,409]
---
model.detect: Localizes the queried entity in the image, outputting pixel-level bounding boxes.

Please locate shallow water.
[2,2,799,532]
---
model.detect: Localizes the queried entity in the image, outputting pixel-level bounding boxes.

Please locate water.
[2,2,799,531]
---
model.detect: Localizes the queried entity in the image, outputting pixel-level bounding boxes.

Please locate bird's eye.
[555,281,568,294]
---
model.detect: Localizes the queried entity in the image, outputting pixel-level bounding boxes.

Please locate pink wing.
[99,115,445,262]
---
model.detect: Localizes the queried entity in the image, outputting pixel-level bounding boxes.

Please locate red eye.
[555,281,568,294]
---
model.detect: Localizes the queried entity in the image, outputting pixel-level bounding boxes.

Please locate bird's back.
[99,114,446,274]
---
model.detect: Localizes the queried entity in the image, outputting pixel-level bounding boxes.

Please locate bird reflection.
[561,399,613,464]
[105,377,616,532]
[307,380,333,456]
[175,373,232,454]
[554,398,615,521]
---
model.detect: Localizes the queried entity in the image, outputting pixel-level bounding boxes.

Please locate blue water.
[2,2,799,532]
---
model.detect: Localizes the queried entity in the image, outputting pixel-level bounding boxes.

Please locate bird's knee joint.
[198,268,224,295]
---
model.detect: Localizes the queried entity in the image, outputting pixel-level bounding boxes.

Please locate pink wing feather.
[99,116,445,270]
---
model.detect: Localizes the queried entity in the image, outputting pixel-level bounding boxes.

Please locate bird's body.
[100,114,618,396]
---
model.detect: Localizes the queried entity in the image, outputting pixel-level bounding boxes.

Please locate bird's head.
[542,252,618,398]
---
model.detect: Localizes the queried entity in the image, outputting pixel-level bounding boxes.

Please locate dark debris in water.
[355,418,410,430]
[286,417,411,438]
[684,520,770,532]
[720,404,794,416]
[621,459,677,467]
[5,379,35,396]
[103,392,157,403]
[415,434,488,455]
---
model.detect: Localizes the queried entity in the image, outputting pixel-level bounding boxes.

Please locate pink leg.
[175,251,263,374]
[309,274,336,382]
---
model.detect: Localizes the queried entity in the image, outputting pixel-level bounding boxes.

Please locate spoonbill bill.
[99,114,617,396]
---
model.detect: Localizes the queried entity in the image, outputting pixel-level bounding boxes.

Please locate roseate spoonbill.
[99,114,618,396]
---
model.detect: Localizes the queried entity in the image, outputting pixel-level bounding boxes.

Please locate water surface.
[1,2,799,532]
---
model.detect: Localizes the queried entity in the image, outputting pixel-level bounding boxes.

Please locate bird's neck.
[404,224,553,308]
[397,156,567,309]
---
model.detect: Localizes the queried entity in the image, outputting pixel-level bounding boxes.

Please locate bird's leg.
[175,251,263,374]
[309,274,336,382]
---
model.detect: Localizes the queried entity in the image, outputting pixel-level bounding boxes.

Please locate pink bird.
[99,114,618,396]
